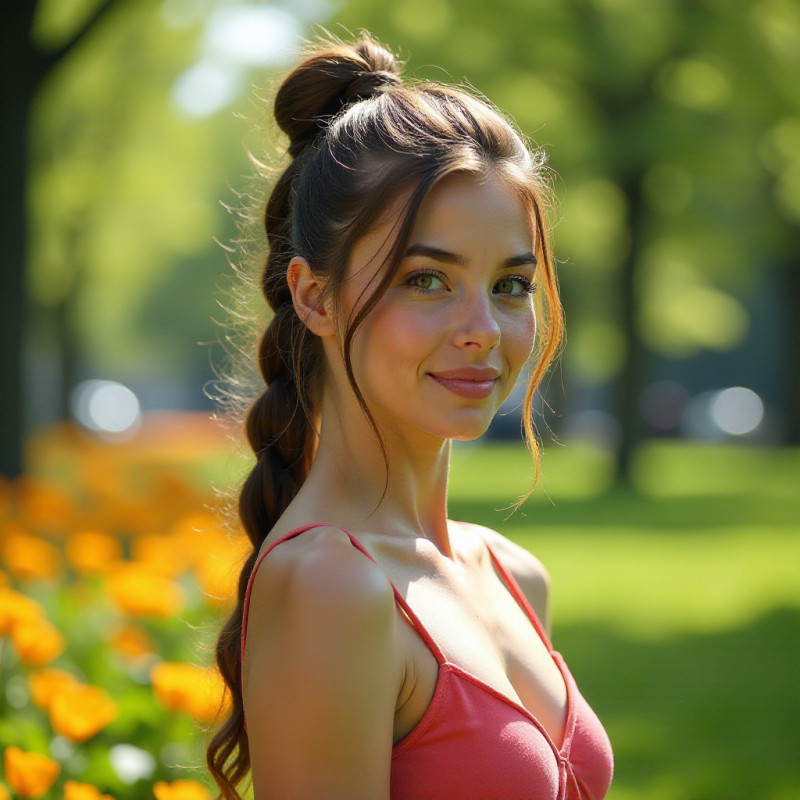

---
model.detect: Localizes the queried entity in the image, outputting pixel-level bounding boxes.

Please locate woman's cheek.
[351,304,432,382]
[507,309,537,365]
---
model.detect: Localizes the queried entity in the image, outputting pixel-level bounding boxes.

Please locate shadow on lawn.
[555,606,799,800]
[450,492,798,532]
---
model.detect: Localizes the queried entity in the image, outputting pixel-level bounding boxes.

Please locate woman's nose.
[452,293,501,351]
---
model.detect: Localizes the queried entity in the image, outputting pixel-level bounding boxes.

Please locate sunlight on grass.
[632,440,800,499]
[450,440,615,503]
[448,439,799,639]
[518,527,798,638]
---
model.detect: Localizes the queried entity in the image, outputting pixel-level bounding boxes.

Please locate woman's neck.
[294,392,455,557]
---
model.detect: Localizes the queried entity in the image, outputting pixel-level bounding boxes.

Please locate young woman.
[207,34,613,800]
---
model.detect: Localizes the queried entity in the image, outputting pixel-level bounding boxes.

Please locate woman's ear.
[287,256,335,337]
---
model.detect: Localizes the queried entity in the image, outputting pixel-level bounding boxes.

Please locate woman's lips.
[428,368,500,400]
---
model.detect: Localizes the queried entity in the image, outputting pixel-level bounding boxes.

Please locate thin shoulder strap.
[240,523,446,673]
[481,537,554,652]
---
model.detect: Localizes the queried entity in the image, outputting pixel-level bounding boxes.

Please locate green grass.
[448,440,799,800]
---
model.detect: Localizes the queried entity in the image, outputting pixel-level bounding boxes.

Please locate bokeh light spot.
[172,59,242,117]
[109,744,156,784]
[70,380,142,437]
[710,387,764,436]
[658,57,731,110]
[203,5,300,66]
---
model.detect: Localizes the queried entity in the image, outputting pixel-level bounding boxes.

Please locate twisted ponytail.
[208,32,562,799]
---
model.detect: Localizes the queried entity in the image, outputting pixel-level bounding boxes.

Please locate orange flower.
[131,534,187,578]
[105,499,161,536]
[189,527,249,609]
[169,510,221,548]
[0,587,44,635]
[170,514,239,578]
[28,669,80,711]
[150,474,198,516]
[65,530,122,576]
[0,781,10,800]
[49,684,118,742]
[152,779,212,800]
[15,478,75,531]
[75,460,125,505]
[0,530,61,580]
[11,617,65,666]
[64,780,115,800]
[3,746,60,798]
[150,662,230,721]
[106,563,183,618]
[194,550,241,609]
[109,624,155,659]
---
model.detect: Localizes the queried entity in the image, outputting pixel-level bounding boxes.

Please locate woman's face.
[336,170,538,444]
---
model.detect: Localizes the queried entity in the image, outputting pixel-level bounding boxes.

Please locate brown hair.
[207,32,563,799]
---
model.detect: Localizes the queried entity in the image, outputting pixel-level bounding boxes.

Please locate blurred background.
[3,0,800,466]
[1,1,798,799]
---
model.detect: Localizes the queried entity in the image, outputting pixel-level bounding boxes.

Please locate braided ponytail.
[207,36,403,800]
[208,32,563,799]
[207,241,319,800]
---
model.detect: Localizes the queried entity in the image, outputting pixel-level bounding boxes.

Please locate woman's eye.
[495,276,535,297]
[406,270,446,292]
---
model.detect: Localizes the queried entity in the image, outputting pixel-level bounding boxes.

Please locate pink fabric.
[241,524,613,799]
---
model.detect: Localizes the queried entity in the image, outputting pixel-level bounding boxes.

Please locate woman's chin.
[447,419,495,442]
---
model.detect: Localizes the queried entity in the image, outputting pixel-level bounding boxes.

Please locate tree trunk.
[780,258,800,444]
[0,0,119,478]
[0,6,38,478]
[614,176,648,484]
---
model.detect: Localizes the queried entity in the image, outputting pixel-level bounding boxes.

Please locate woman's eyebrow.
[504,250,538,268]
[404,243,538,269]
[404,243,466,265]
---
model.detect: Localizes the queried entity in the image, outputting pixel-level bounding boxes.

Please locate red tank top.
[241,524,614,799]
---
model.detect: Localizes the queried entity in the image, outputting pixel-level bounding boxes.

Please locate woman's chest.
[391,564,568,747]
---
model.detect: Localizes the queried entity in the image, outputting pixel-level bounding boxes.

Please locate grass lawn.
[448,440,799,800]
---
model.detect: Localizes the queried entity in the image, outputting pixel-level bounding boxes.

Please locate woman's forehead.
[410,173,532,246]
[344,171,534,286]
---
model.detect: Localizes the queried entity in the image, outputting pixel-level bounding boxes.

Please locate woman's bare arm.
[243,529,402,800]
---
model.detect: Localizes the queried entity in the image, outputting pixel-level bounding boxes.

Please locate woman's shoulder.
[243,525,401,705]
[248,525,398,628]
[455,521,551,630]
[242,525,401,798]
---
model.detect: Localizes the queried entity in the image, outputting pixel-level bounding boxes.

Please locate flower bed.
[0,417,248,799]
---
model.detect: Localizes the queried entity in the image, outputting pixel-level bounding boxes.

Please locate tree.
[4,0,279,477]
[1,0,122,478]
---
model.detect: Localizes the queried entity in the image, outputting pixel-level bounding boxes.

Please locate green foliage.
[28,0,252,374]
[1,573,221,799]
[25,0,799,402]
